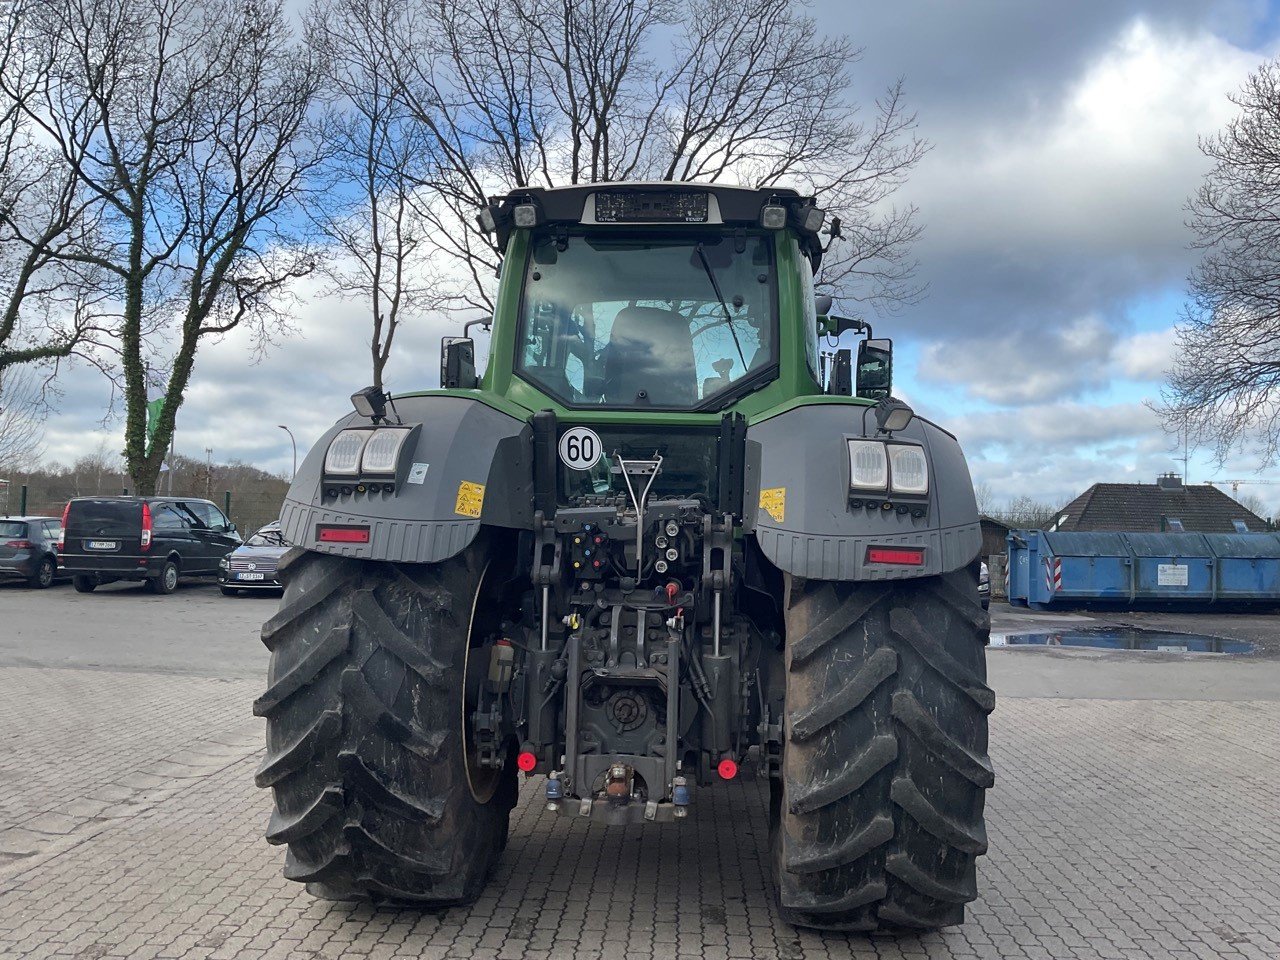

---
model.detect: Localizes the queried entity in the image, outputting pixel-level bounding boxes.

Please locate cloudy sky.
[29,1,1280,513]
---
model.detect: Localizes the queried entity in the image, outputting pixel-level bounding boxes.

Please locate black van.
[60,497,242,594]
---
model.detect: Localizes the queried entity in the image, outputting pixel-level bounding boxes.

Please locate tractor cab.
[444,184,844,412]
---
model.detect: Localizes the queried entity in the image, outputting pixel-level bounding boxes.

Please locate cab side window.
[189,501,231,532]
[152,505,189,532]
[42,520,62,541]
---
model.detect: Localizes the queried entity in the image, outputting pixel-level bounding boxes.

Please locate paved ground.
[1,581,1278,959]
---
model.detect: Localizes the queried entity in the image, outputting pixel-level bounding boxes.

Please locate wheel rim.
[462,559,502,804]
[39,561,53,587]
[165,565,178,590]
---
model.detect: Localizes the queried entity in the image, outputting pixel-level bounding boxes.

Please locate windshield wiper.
[695,243,747,369]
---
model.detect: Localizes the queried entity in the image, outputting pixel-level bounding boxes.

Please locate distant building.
[980,515,1011,556]
[1050,473,1267,534]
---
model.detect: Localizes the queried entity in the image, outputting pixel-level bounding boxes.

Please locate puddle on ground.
[990,626,1256,654]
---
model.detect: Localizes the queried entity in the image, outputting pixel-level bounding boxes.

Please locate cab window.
[517,233,777,409]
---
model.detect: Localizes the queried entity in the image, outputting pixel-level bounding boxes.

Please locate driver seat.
[603,306,696,406]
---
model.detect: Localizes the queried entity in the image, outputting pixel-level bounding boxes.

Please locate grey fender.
[279,395,533,563]
[745,403,981,581]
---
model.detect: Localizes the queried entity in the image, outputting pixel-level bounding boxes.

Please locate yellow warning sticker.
[760,487,786,523]
[455,481,485,518]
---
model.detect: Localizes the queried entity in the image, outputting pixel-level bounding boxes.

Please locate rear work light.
[848,440,889,492]
[317,525,370,544]
[866,546,925,566]
[888,445,929,495]
[324,429,370,476]
[140,502,152,550]
[360,427,412,475]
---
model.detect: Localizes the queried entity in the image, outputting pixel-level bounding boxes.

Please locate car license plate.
[86,540,118,550]
[237,572,266,581]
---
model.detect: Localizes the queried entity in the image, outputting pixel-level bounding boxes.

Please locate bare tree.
[306,0,442,391]
[357,0,924,314]
[973,481,994,516]
[993,496,1062,531]
[0,1,114,377]
[13,0,321,494]
[0,365,46,470]
[1234,490,1267,518]
[1162,59,1280,462]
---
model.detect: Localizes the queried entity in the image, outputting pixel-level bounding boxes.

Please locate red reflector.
[317,525,370,543]
[717,758,738,780]
[866,546,925,566]
[517,751,537,772]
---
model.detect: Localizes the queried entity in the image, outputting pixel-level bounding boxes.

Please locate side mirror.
[826,349,853,396]
[856,338,893,400]
[441,337,479,389]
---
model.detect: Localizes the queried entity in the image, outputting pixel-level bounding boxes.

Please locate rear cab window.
[66,500,141,536]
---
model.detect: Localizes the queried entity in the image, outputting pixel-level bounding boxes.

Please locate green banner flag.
[146,397,166,454]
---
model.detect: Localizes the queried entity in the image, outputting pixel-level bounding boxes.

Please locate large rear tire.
[775,569,993,931]
[254,540,517,905]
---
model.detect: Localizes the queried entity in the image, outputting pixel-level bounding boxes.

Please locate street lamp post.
[278,425,297,481]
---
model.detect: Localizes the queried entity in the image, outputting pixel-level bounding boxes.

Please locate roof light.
[350,385,387,421]
[848,440,888,492]
[324,429,370,475]
[800,205,825,233]
[513,203,539,228]
[867,546,925,566]
[889,445,929,495]
[874,397,914,433]
[476,206,497,234]
[760,204,786,229]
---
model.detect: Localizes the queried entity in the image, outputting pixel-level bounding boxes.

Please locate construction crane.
[1208,479,1280,495]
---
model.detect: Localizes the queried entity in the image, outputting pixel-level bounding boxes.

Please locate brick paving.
[1,664,1278,959]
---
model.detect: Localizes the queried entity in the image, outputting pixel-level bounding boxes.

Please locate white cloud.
[1113,327,1178,381]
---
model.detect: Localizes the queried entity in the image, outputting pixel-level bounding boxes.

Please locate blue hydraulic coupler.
[546,773,564,812]
[672,776,690,819]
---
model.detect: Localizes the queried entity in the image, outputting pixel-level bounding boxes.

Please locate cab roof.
[483,181,826,267]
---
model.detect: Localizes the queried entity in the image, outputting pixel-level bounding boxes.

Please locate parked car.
[979,560,990,609]
[0,516,64,588]
[219,521,289,596]
[60,496,242,594]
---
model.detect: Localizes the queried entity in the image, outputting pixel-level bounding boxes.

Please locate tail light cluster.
[140,502,153,550]
[3,540,32,549]
[59,503,69,548]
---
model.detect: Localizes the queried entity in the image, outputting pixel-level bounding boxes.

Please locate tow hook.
[605,763,633,804]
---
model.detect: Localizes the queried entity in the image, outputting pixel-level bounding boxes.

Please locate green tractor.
[255,183,992,931]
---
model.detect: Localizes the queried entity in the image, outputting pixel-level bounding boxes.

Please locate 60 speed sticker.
[558,426,603,470]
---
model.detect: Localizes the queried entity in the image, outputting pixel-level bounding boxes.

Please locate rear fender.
[745,403,980,581]
[279,396,533,563]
